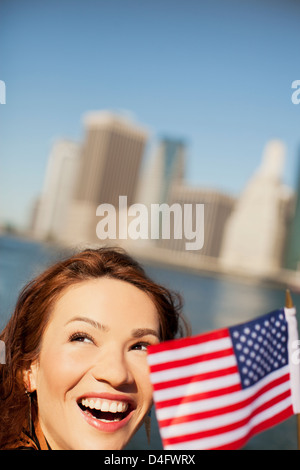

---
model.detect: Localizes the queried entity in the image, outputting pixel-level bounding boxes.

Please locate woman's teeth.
[79,397,129,423]
[80,397,129,418]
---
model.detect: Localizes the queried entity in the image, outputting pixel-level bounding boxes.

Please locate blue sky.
[0,0,299,228]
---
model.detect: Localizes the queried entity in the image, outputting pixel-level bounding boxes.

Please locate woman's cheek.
[38,344,91,389]
[129,354,153,394]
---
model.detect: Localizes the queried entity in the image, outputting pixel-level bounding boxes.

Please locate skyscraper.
[76,111,148,207]
[32,139,80,240]
[139,137,185,207]
[285,147,300,271]
[135,136,186,244]
[220,140,293,276]
[158,183,235,259]
[63,111,148,245]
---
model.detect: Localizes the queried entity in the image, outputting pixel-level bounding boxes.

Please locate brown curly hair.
[0,246,189,449]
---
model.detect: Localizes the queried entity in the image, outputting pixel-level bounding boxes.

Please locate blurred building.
[136,137,186,241]
[285,147,300,271]
[31,139,80,240]
[62,111,148,245]
[220,140,293,276]
[138,137,185,202]
[158,183,235,259]
[135,137,234,261]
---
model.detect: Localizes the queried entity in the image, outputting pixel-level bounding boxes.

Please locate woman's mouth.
[77,396,134,431]
[78,397,131,422]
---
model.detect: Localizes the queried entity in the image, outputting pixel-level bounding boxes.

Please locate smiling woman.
[0,247,189,450]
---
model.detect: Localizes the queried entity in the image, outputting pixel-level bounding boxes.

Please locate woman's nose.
[91,348,134,388]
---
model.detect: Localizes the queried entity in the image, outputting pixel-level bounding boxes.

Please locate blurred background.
[1,0,300,449]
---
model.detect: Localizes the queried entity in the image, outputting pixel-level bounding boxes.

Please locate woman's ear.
[23,361,38,393]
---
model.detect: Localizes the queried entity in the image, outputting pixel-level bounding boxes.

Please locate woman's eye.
[69,332,95,344]
[131,342,150,351]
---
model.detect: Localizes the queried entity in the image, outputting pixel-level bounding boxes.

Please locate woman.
[0,247,189,450]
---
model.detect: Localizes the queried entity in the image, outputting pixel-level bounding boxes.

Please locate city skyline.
[1,0,300,229]
[30,113,294,280]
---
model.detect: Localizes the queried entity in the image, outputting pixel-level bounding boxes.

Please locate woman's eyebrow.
[131,328,160,339]
[65,316,109,331]
[65,318,159,339]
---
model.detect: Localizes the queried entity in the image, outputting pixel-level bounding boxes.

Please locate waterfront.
[0,235,299,450]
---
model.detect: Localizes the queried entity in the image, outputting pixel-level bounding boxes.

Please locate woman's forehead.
[49,277,160,330]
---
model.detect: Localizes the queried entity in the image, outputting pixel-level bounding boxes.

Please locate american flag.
[147,306,300,450]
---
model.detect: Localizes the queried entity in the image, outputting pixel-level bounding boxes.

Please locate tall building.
[157,137,186,203]
[135,137,186,245]
[285,147,300,271]
[220,140,293,276]
[63,111,148,245]
[138,137,185,207]
[32,139,80,240]
[158,183,235,259]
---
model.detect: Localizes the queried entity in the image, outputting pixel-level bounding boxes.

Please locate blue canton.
[229,309,289,389]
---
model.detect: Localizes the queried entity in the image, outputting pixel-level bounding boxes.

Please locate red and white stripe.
[147,328,294,450]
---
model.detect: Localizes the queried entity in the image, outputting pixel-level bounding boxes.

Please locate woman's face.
[29,277,160,450]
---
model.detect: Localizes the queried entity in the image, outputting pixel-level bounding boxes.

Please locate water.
[0,235,299,450]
